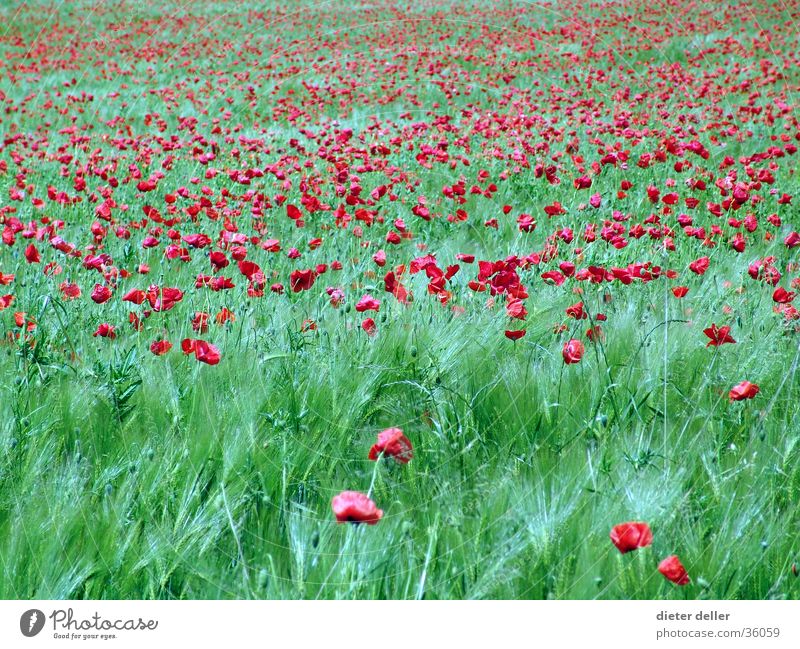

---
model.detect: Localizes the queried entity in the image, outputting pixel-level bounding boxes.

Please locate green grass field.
[0,0,799,599]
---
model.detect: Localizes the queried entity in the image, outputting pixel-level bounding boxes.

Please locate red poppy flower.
[331,491,383,525]
[671,286,689,298]
[128,312,143,331]
[729,381,759,401]
[262,239,281,253]
[289,268,316,292]
[286,203,302,220]
[610,522,653,554]
[326,287,345,307]
[24,243,41,264]
[150,286,183,312]
[237,259,262,280]
[192,311,210,333]
[182,233,212,248]
[215,307,235,325]
[658,555,690,585]
[59,282,81,300]
[150,339,173,355]
[91,284,113,304]
[355,294,380,312]
[13,312,35,332]
[181,338,221,365]
[565,301,587,319]
[541,270,566,286]
[368,427,413,464]
[562,339,585,364]
[703,323,736,347]
[689,256,710,275]
[505,329,526,340]
[122,288,147,304]
[506,298,527,319]
[361,317,377,336]
[209,251,229,270]
[93,323,116,339]
[586,325,604,342]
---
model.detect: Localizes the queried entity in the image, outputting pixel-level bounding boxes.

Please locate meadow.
[0,0,799,599]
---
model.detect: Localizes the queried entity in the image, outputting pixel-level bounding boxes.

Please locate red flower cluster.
[1,0,798,591]
[610,522,690,586]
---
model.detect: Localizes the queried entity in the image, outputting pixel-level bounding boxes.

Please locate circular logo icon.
[20,609,46,637]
